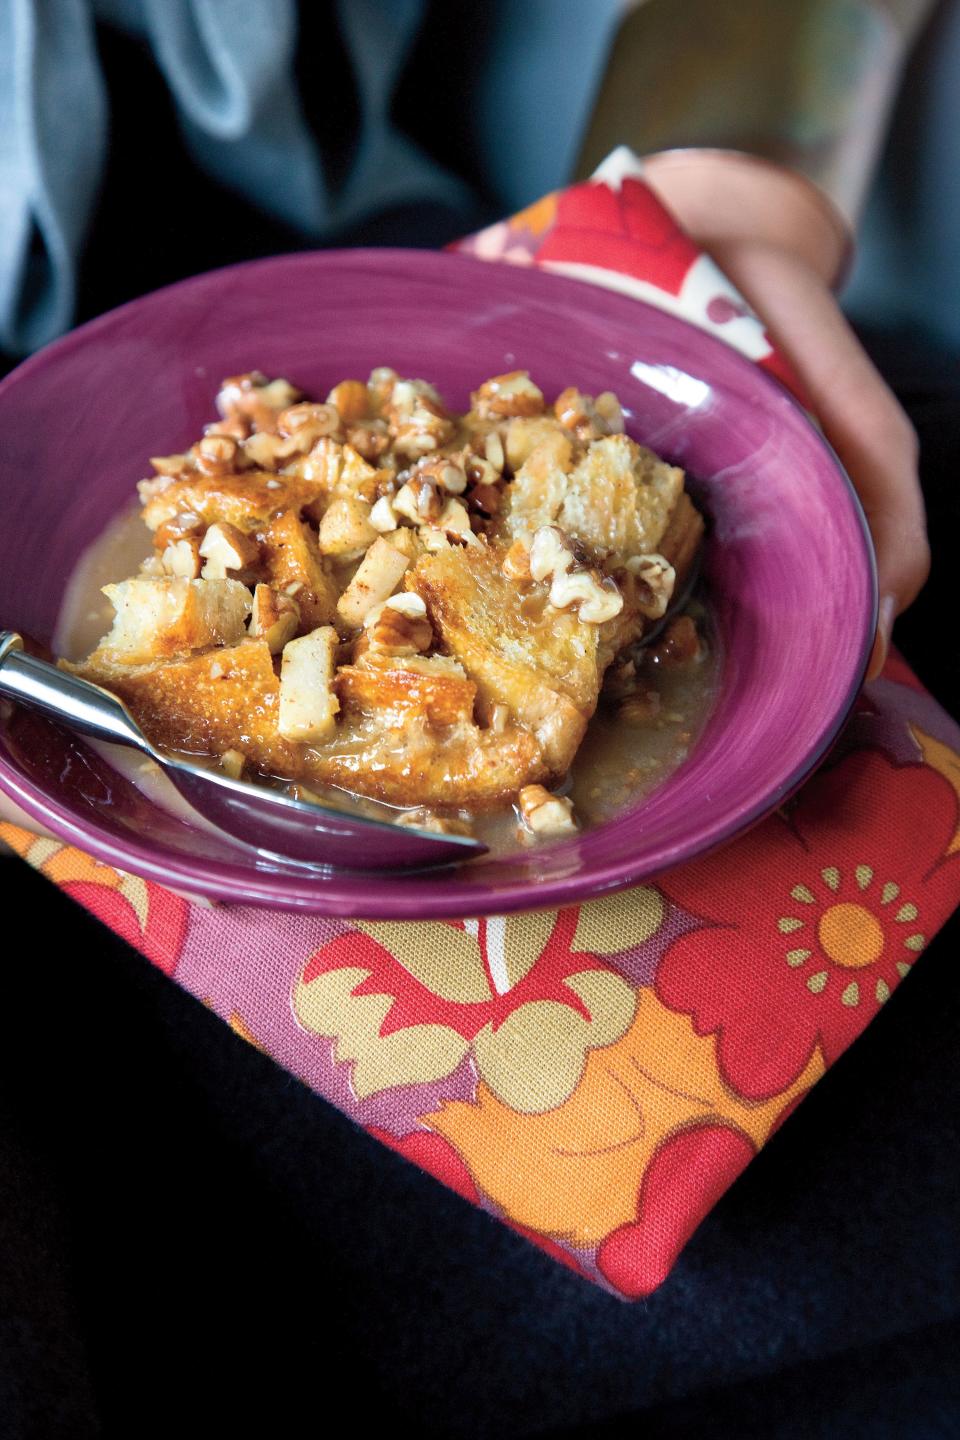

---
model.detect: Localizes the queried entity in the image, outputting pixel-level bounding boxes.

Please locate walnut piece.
[415,457,468,495]
[472,371,545,419]
[548,568,623,624]
[198,522,259,579]
[363,592,433,656]
[195,433,239,475]
[388,378,455,459]
[249,584,300,653]
[529,524,576,584]
[517,785,578,837]
[625,552,676,619]
[394,477,442,524]
[326,380,369,423]
[368,495,399,533]
[394,808,474,836]
[160,537,201,579]
[554,387,625,440]
[218,748,246,779]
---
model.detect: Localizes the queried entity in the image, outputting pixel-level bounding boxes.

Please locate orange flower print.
[426,988,822,1249]
[656,749,960,1100]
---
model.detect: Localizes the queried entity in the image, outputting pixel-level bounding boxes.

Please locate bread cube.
[318,495,378,557]
[278,626,340,743]
[335,537,410,629]
[261,510,338,629]
[94,577,252,665]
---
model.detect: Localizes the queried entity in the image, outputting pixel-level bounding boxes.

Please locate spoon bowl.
[0,632,486,870]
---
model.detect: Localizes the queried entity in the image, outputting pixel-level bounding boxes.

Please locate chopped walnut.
[554,387,625,440]
[153,510,204,551]
[394,476,442,525]
[326,379,370,424]
[484,431,505,473]
[198,523,259,579]
[298,435,344,490]
[217,372,301,431]
[419,526,452,553]
[394,808,474,837]
[149,453,190,478]
[472,371,545,419]
[517,785,578,837]
[218,748,246,780]
[387,378,455,459]
[625,552,676,619]
[529,525,576,584]
[368,494,399,532]
[240,430,286,470]
[276,402,341,454]
[344,420,390,462]
[161,537,201,579]
[548,568,624,624]
[249,584,300,653]
[204,415,251,442]
[465,454,499,489]
[195,433,239,475]
[436,497,477,544]
[363,592,433,656]
[415,457,468,495]
[367,366,398,410]
[594,391,624,431]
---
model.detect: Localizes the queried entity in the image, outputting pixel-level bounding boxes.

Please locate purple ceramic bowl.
[0,249,876,917]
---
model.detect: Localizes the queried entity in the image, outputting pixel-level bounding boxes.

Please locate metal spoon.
[0,631,487,870]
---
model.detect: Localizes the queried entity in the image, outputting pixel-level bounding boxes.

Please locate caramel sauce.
[55,507,717,857]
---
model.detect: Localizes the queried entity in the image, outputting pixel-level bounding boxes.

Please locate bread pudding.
[62,368,707,843]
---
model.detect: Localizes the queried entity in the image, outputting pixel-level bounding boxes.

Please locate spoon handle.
[0,631,152,753]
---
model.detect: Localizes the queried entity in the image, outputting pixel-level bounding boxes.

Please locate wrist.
[641,148,854,290]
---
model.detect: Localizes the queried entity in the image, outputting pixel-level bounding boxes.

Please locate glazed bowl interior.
[0,249,876,916]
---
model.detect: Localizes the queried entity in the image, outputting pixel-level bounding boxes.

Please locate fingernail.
[866,593,897,681]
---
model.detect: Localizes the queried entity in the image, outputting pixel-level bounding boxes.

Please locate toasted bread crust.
[72,369,703,822]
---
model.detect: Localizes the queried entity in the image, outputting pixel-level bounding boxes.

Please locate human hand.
[644,150,930,679]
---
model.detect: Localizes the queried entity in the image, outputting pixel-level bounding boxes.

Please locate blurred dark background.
[1,6,958,1438]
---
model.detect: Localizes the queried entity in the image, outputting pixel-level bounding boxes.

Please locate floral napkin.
[3,149,959,1299]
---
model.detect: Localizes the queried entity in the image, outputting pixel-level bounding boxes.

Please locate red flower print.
[656,749,960,1100]
[302,910,618,1042]
[536,178,700,295]
[368,1128,479,1204]
[64,878,188,976]
[294,908,639,1109]
[597,1126,756,1299]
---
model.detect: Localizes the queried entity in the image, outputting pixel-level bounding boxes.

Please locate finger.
[709,242,930,670]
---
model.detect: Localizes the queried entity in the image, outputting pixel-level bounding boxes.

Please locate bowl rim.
[0,246,878,916]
